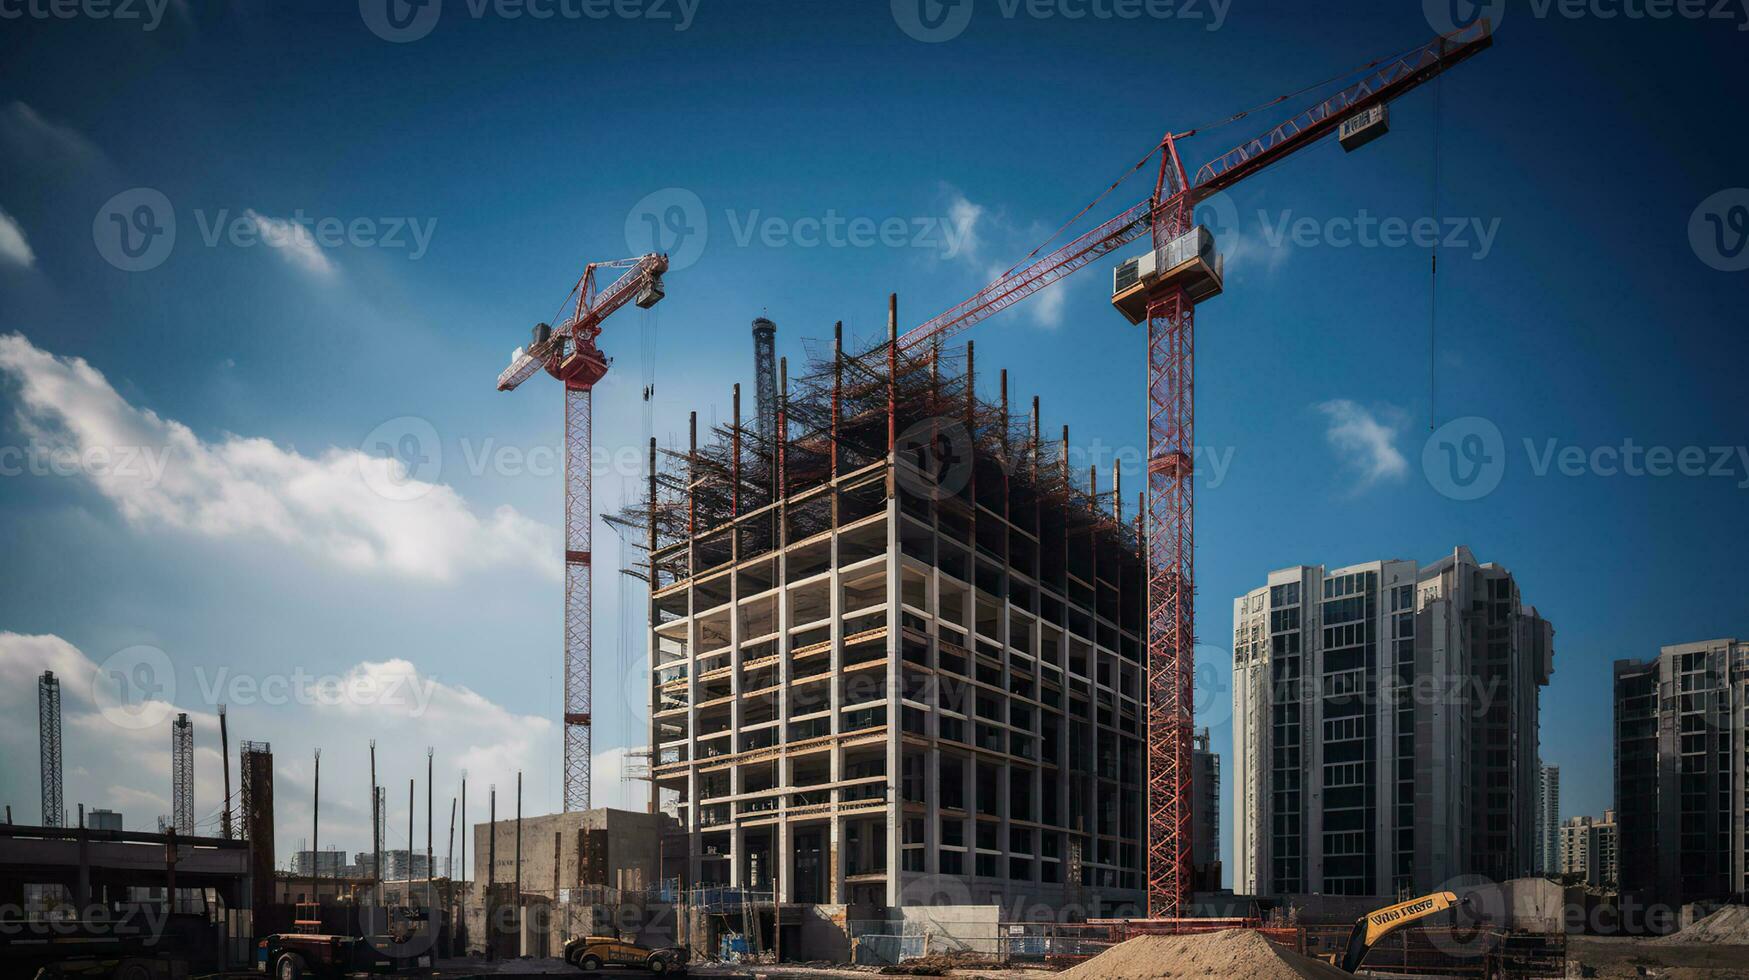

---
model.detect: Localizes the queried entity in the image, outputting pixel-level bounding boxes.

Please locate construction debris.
[878,951,998,975]
[1055,930,1350,980]
[1652,906,1749,945]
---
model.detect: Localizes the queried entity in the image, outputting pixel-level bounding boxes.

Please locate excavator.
[1323,891,1471,974]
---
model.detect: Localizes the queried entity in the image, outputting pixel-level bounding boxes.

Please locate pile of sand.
[1056,929,1350,980]
[1652,905,1749,945]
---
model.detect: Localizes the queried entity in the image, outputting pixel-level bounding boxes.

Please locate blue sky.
[1,1,1745,879]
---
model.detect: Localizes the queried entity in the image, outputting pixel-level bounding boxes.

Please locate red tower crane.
[498,252,669,812]
[898,22,1493,918]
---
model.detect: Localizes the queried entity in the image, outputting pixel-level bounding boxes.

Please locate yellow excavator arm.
[1334,890,1465,973]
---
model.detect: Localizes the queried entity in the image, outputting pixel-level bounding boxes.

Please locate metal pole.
[312,749,320,898]
[514,771,523,900]
[407,779,413,899]
[447,796,456,955]
[887,293,898,454]
[427,748,434,908]
[370,740,379,905]
[487,786,496,962]
[219,705,232,839]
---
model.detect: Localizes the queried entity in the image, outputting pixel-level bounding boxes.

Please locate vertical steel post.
[219,706,232,839]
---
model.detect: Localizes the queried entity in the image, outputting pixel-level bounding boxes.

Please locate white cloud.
[945,194,984,264]
[0,333,557,582]
[1029,278,1068,329]
[0,631,579,868]
[589,746,652,813]
[0,207,35,269]
[949,190,1077,330]
[1316,399,1409,487]
[0,101,108,173]
[243,209,335,277]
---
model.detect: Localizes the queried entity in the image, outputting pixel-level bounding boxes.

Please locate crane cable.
[1428,71,1443,431]
[1177,34,1431,139]
[997,35,1444,287]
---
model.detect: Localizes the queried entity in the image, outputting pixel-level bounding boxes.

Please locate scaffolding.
[172,712,194,835]
[614,296,1138,590]
[611,294,1147,915]
[39,671,63,828]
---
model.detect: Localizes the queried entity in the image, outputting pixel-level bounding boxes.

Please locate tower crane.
[897,21,1493,918]
[497,252,668,813]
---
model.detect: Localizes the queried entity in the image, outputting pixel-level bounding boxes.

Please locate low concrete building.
[464,808,683,958]
[471,807,678,899]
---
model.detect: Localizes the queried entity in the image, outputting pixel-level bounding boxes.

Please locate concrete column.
[884,492,903,907]
[685,592,702,890]
[828,493,845,906]
[924,565,942,878]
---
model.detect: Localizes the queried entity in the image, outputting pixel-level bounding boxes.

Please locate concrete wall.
[795,904,853,961]
[470,807,673,900]
[892,904,1002,956]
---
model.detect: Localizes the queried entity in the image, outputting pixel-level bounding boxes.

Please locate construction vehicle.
[254,932,397,980]
[1323,891,1469,974]
[254,903,403,979]
[562,933,686,975]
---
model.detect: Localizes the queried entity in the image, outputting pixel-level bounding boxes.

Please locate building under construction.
[621,298,1147,919]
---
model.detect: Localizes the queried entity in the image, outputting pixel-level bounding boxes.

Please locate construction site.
[4,11,1747,980]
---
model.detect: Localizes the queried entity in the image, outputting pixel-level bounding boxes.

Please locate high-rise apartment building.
[1558,810,1617,888]
[1535,764,1560,875]
[1615,639,1748,909]
[1232,547,1554,897]
[292,849,347,877]
[1191,728,1221,892]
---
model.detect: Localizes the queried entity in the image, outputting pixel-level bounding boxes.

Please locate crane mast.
[498,252,668,813]
[898,20,1492,919]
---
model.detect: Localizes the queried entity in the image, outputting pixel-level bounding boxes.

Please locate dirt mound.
[880,952,996,975]
[1057,929,1350,980]
[1653,906,1749,945]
